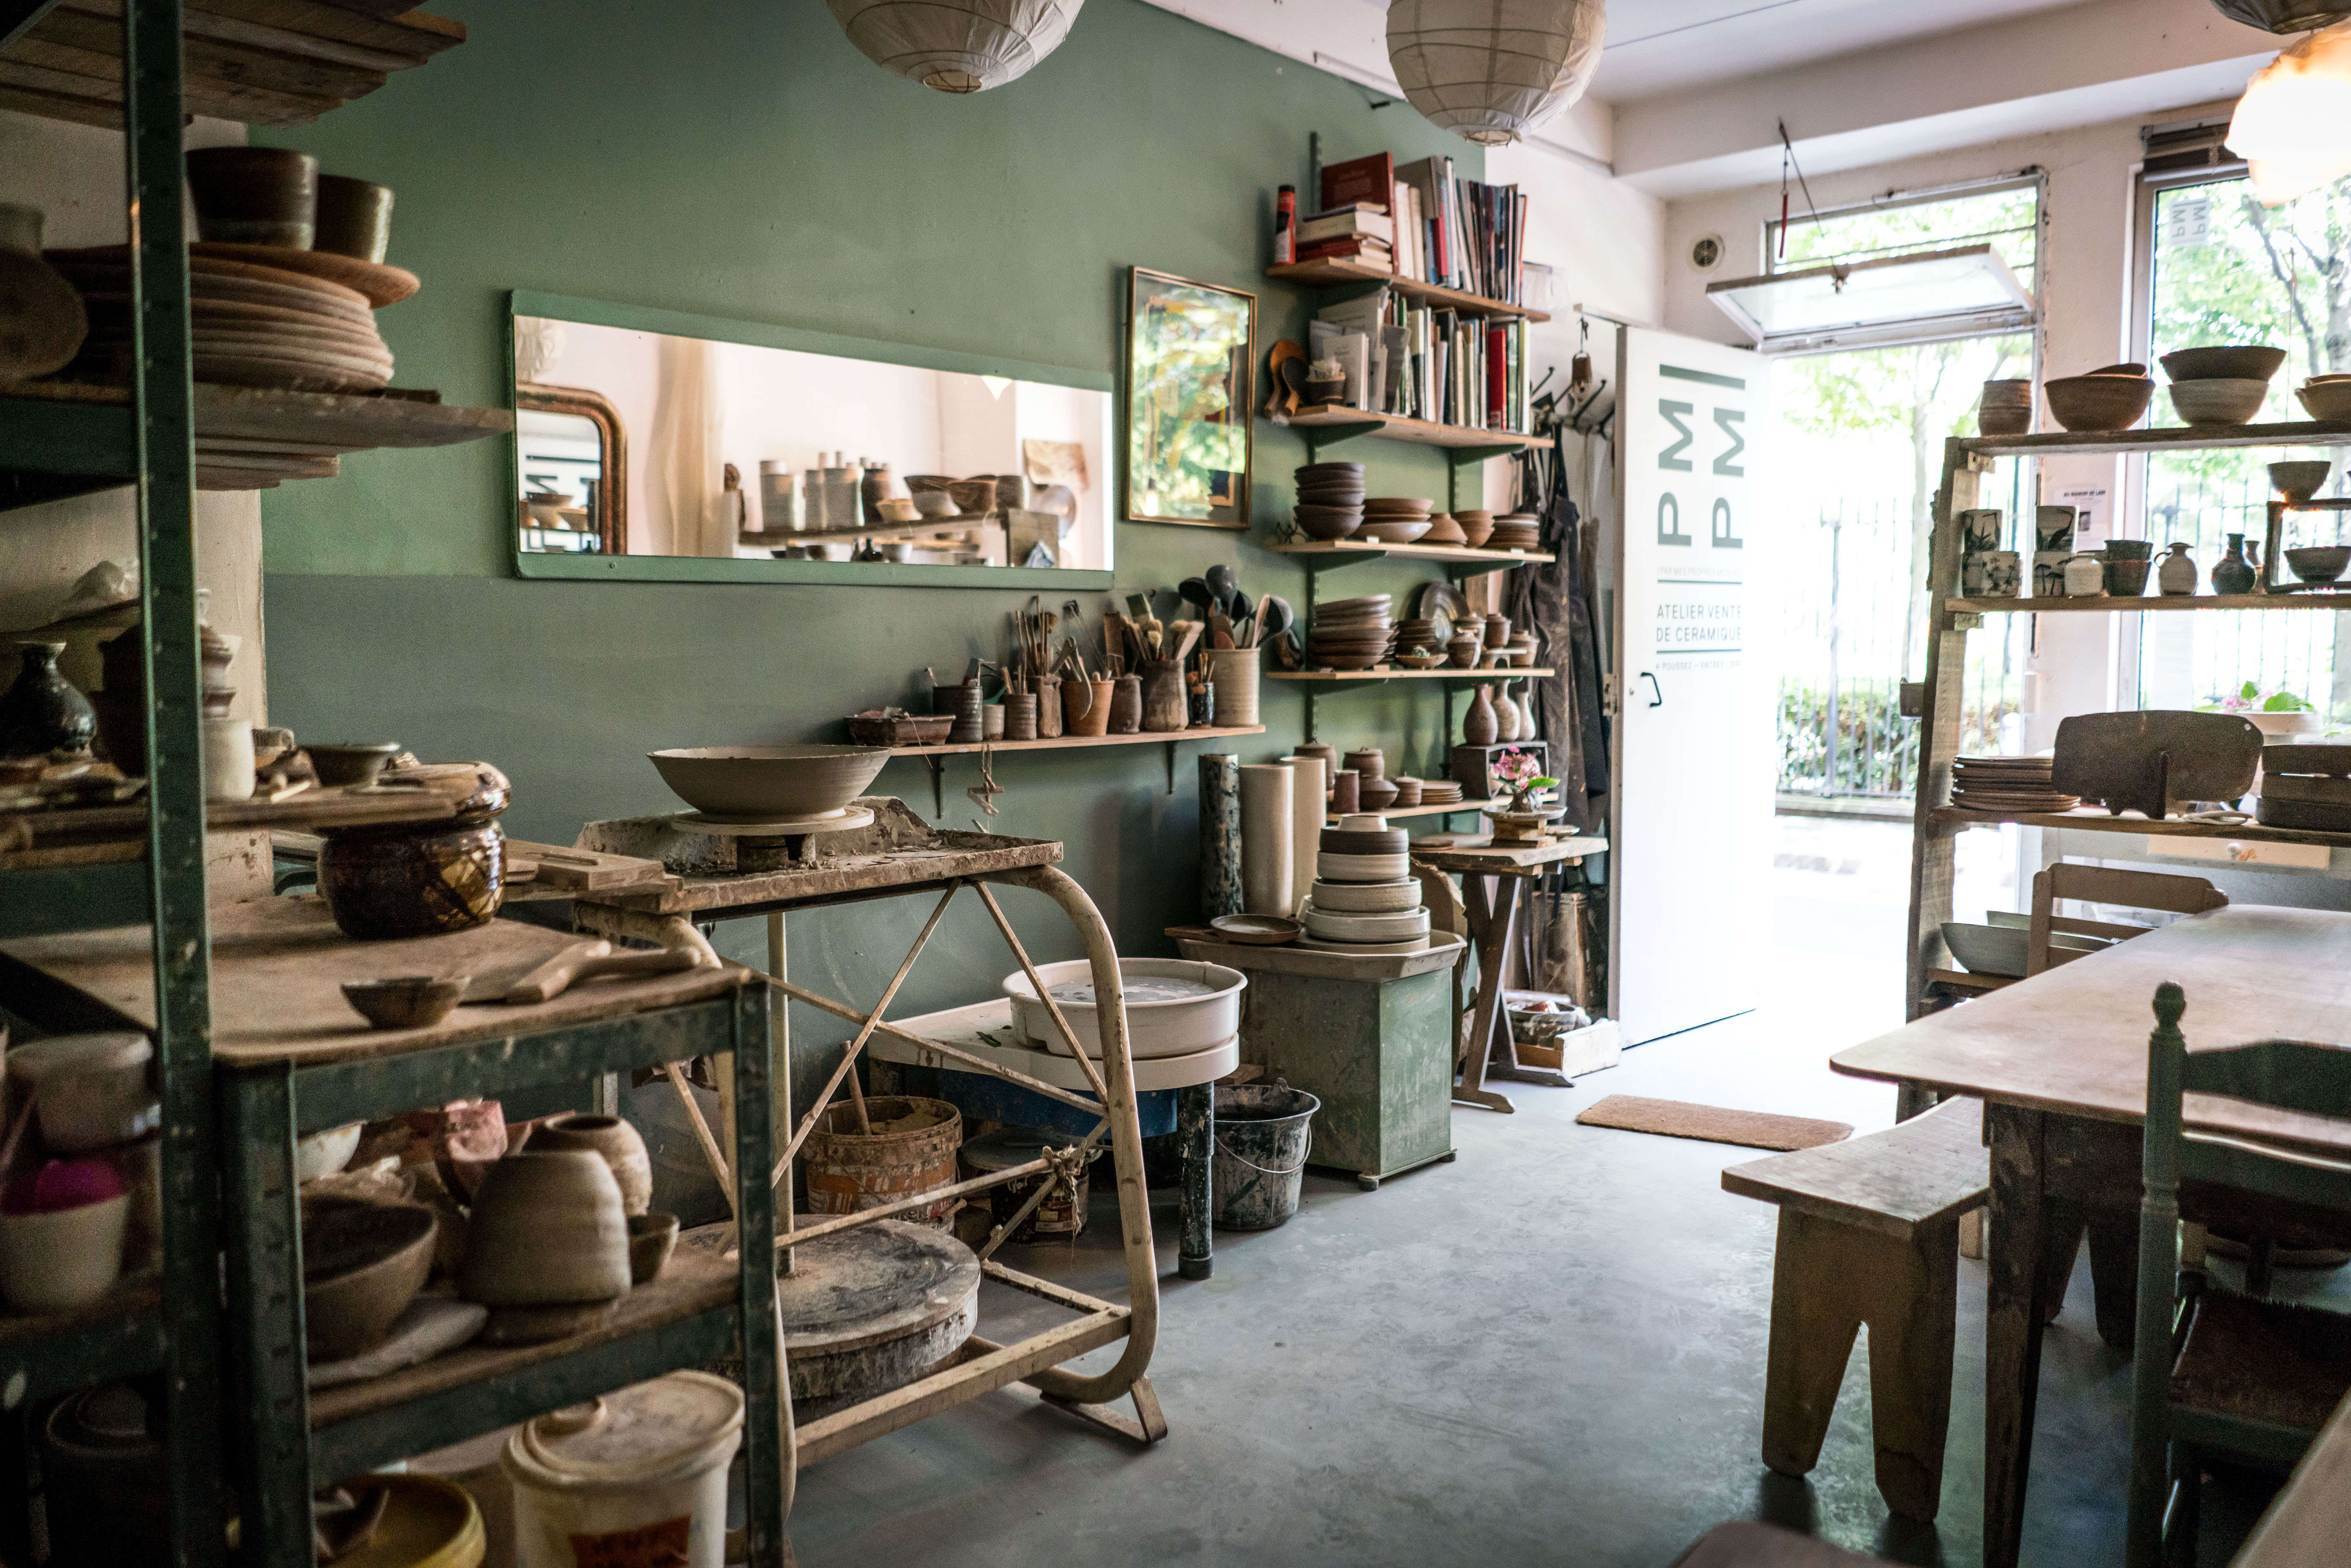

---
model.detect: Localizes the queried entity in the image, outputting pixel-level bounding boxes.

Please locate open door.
[1609,327,1773,1044]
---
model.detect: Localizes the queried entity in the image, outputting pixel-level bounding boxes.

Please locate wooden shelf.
[1927,966,2014,994]
[886,724,1264,758]
[1944,593,2349,613]
[1269,666,1553,683]
[1933,805,2351,851]
[1270,540,1555,571]
[1285,405,1553,452]
[1327,799,1498,822]
[0,0,465,129]
[1960,420,2351,458]
[1265,260,1551,322]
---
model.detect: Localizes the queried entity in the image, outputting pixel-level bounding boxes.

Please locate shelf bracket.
[924,756,945,817]
[1165,742,1177,795]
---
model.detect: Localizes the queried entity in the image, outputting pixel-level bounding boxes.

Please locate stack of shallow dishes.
[1949,755,2079,813]
[2160,345,2284,428]
[1418,779,1463,806]
[1391,777,1424,807]
[52,247,394,394]
[1393,611,1445,657]
[1305,595,1393,670]
[1421,513,1467,545]
[1488,514,1542,551]
[1360,497,1433,545]
[1301,815,1429,953]
[1455,510,1495,548]
[1295,462,1366,540]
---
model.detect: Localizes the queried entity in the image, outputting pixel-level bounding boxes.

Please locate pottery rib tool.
[1209,611,1234,650]
[461,940,705,1005]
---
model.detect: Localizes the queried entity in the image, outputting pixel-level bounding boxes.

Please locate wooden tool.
[460,939,704,1004]
[1209,612,1235,650]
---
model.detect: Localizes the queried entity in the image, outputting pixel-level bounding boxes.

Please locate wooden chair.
[2025,863,2227,977]
[2124,983,2351,1568]
[1722,1097,1989,1521]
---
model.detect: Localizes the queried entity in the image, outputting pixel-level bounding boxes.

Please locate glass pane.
[1771,184,2039,294]
[1714,249,2031,341]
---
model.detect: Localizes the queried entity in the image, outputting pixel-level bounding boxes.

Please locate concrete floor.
[780,820,2339,1567]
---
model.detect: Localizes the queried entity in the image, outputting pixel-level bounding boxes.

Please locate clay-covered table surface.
[1406,833,1609,875]
[0,894,750,1066]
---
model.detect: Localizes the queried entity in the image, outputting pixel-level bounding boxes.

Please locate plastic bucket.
[1212,1082,1319,1230]
[503,1371,742,1568]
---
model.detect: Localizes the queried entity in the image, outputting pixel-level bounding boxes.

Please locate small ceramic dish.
[1359,520,1433,545]
[306,742,403,787]
[2287,545,2351,584]
[1210,913,1304,946]
[1395,650,1444,669]
[1296,933,1433,955]
[342,975,466,1031]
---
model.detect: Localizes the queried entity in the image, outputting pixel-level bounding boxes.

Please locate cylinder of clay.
[1279,755,1323,917]
[1239,763,1295,917]
[1198,754,1242,919]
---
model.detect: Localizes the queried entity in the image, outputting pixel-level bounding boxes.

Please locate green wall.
[258,0,1488,1091]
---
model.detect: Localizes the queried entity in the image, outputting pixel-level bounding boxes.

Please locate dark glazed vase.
[2213,533,2258,595]
[318,821,504,940]
[0,641,96,757]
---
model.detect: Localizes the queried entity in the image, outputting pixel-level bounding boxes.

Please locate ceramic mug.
[1957,508,2005,555]
[2064,553,2109,597]
[2035,505,2078,554]
[2032,551,2070,599]
[1961,551,2021,597]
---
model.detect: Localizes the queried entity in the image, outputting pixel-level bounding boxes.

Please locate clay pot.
[1295,742,1338,791]
[2043,374,2154,433]
[1359,776,1400,811]
[1034,674,1063,738]
[319,820,503,940]
[1004,691,1039,741]
[1064,677,1114,737]
[0,203,88,381]
[629,1212,680,1283]
[184,147,318,249]
[1330,768,1360,815]
[1464,686,1499,746]
[528,1113,654,1217]
[1140,660,1186,733]
[1108,673,1143,733]
[1483,613,1511,651]
[1343,748,1385,782]
[312,175,394,262]
[1447,633,1483,670]
[458,1151,631,1307]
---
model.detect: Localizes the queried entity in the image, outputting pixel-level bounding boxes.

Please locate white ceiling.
[1588,0,2094,100]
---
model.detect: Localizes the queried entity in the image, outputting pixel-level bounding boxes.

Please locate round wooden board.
[188,242,418,307]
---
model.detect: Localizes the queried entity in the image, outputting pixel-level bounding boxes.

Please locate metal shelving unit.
[1904,419,2351,1022]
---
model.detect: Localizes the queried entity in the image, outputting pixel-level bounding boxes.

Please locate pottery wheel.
[776,1219,978,1358]
[669,805,875,837]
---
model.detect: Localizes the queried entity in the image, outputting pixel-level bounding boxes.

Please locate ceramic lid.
[513,1371,742,1483]
[8,1031,151,1082]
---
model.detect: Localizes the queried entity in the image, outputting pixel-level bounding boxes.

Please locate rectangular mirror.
[510,293,1114,586]
[1123,267,1253,531]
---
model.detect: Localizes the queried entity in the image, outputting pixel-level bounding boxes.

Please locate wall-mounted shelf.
[1270,666,1551,683]
[1271,539,1554,578]
[1932,806,2351,851]
[1957,419,2351,458]
[885,724,1267,812]
[1942,593,2347,613]
[1287,404,1552,454]
[1328,799,1500,824]
[1264,259,1551,322]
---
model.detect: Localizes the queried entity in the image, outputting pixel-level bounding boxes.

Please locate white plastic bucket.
[502,1372,742,1568]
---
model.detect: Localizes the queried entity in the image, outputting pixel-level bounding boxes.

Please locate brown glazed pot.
[319,820,503,940]
[184,146,318,248]
[312,175,393,262]
[529,1113,653,1217]
[1108,674,1143,734]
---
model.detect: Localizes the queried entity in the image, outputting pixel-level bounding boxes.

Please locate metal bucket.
[1212,1082,1319,1230]
[800,1096,961,1228]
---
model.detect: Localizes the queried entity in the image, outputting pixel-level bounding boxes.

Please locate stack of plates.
[1302,816,1430,954]
[1418,780,1464,806]
[1295,462,1365,540]
[1393,614,1445,655]
[51,247,393,395]
[1306,594,1394,670]
[1950,755,2080,813]
[1361,497,1433,545]
[1488,514,1542,551]
[1421,513,1467,545]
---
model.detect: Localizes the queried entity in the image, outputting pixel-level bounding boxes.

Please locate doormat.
[1574,1095,1852,1152]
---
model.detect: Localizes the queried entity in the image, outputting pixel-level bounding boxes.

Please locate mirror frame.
[1120,267,1255,533]
[517,382,628,554]
[507,290,1117,589]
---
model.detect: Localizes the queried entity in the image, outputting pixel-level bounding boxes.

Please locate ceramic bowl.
[1317,851,1411,883]
[2299,380,2351,422]
[342,975,464,1031]
[302,1199,437,1361]
[0,1187,128,1313]
[2269,460,2333,502]
[528,1113,653,1217]
[1003,957,1246,1059]
[1335,813,1388,830]
[294,1122,364,1184]
[876,497,921,524]
[2168,378,2270,426]
[7,1032,156,1153]
[1308,877,1422,913]
[184,147,318,248]
[648,744,891,818]
[2287,546,2351,584]
[1447,636,1483,669]
[1454,513,1496,547]
[306,742,402,787]
[1359,519,1433,544]
[1302,904,1431,943]
[1296,462,1365,478]
[2043,374,2154,433]
[458,1151,632,1306]
[1940,919,2102,978]
[1358,777,1400,810]
[2160,345,2287,384]
[319,821,502,942]
[1364,497,1435,514]
[628,1212,680,1284]
[911,489,958,517]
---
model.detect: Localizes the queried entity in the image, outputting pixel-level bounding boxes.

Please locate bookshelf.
[1265,260,1550,322]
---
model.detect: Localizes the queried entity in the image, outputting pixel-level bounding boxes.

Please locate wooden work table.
[1831,905,2351,1568]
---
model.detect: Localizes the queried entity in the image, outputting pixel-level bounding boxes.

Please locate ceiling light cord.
[1777,119,1826,260]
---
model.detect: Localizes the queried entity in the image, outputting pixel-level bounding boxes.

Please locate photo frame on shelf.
[1123,267,1254,531]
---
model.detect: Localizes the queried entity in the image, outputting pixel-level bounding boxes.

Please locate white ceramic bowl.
[1003,958,1246,1059]
[295,1122,364,1185]
[1302,905,1431,943]
[8,1033,156,1153]
[1308,878,1422,913]
[1317,851,1411,883]
[0,1191,128,1313]
[1335,814,1389,831]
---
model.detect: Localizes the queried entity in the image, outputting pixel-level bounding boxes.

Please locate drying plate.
[1211,914,1303,945]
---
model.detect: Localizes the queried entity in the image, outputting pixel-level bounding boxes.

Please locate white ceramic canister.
[2063,553,2109,597]
[0,1187,129,1313]
[203,714,255,802]
[504,1372,743,1568]
[9,1031,157,1152]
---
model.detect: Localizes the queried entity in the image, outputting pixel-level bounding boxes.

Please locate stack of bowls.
[2161,345,2284,427]
[1393,611,1444,658]
[1295,462,1366,540]
[1421,513,1467,545]
[1360,497,1434,544]
[1455,510,1496,548]
[2298,374,2351,422]
[1488,514,1541,551]
[1305,595,1394,670]
[2043,362,2155,433]
[1301,815,1430,954]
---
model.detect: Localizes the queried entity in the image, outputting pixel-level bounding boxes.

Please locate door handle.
[1640,671,1663,708]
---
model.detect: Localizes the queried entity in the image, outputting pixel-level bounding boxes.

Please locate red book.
[1487,325,1506,429]
[1320,153,1395,215]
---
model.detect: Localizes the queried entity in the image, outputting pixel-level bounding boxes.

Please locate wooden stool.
[1722,1097,1989,1521]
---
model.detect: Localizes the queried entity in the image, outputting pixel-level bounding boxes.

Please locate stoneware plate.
[1316,851,1411,883]
[1303,904,1431,942]
[1307,877,1422,913]
[1298,933,1433,955]
[1210,914,1304,945]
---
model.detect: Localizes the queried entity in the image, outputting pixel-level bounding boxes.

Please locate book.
[1298,206,1393,244]
[1320,152,1394,215]
[1298,237,1392,268]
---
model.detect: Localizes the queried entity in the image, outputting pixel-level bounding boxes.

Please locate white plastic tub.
[1003,958,1246,1060]
[503,1372,742,1568]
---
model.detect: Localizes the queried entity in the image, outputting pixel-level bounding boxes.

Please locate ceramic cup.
[1330,768,1360,815]
[1003,692,1039,742]
[2035,506,2078,554]
[1064,677,1114,738]
[2105,555,2153,596]
[203,714,255,802]
[183,147,318,249]
[1957,508,2005,555]
[311,175,393,263]
[1962,551,2021,597]
[2032,551,2070,599]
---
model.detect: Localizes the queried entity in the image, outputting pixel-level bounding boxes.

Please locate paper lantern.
[2209,0,2351,32]
[2229,20,2351,205]
[1387,0,1607,147]
[827,0,1084,94]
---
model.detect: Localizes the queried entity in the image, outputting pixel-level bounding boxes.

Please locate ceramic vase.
[1493,683,1522,742]
[2158,542,2198,596]
[527,1113,653,1217]
[0,640,96,758]
[457,1151,631,1306]
[1035,674,1063,738]
[1140,661,1185,733]
[1108,674,1143,734]
[1464,686,1499,746]
[2213,534,2258,595]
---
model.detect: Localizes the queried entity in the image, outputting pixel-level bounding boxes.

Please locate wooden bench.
[1672,1521,1889,1566]
[1722,1097,1989,1521]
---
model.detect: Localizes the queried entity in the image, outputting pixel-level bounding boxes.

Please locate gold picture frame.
[1122,267,1254,531]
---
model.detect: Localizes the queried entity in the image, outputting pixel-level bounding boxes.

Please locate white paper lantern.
[827,0,1084,94]
[1387,0,1607,147]
[2230,20,2351,205]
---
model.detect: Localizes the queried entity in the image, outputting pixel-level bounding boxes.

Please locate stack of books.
[1304,285,1530,435]
[1305,153,1531,308]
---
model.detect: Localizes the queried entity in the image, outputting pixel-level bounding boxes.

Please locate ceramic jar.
[1483,613,1511,651]
[1359,775,1400,811]
[458,1151,632,1307]
[1464,686,1499,746]
[1494,684,1522,742]
[527,1114,654,1217]
[1343,747,1385,782]
[1003,691,1039,741]
[1034,674,1063,738]
[203,714,255,802]
[1140,661,1185,733]
[10,1032,157,1152]
[1202,648,1260,727]
[0,203,88,382]
[1447,633,1483,669]
[1063,677,1113,737]
[2063,553,2109,597]
[945,680,984,744]
[2158,542,2199,596]
[1108,674,1143,734]
[2213,533,2259,595]
[1329,768,1360,815]
[0,640,96,757]
[318,762,509,940]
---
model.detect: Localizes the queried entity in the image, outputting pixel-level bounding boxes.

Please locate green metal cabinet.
[1177,937,1460,1190]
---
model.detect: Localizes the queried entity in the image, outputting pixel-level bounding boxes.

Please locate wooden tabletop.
[0,896,750,1067]
[1407,835,1610,875]
[1832,905,2351,1152]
